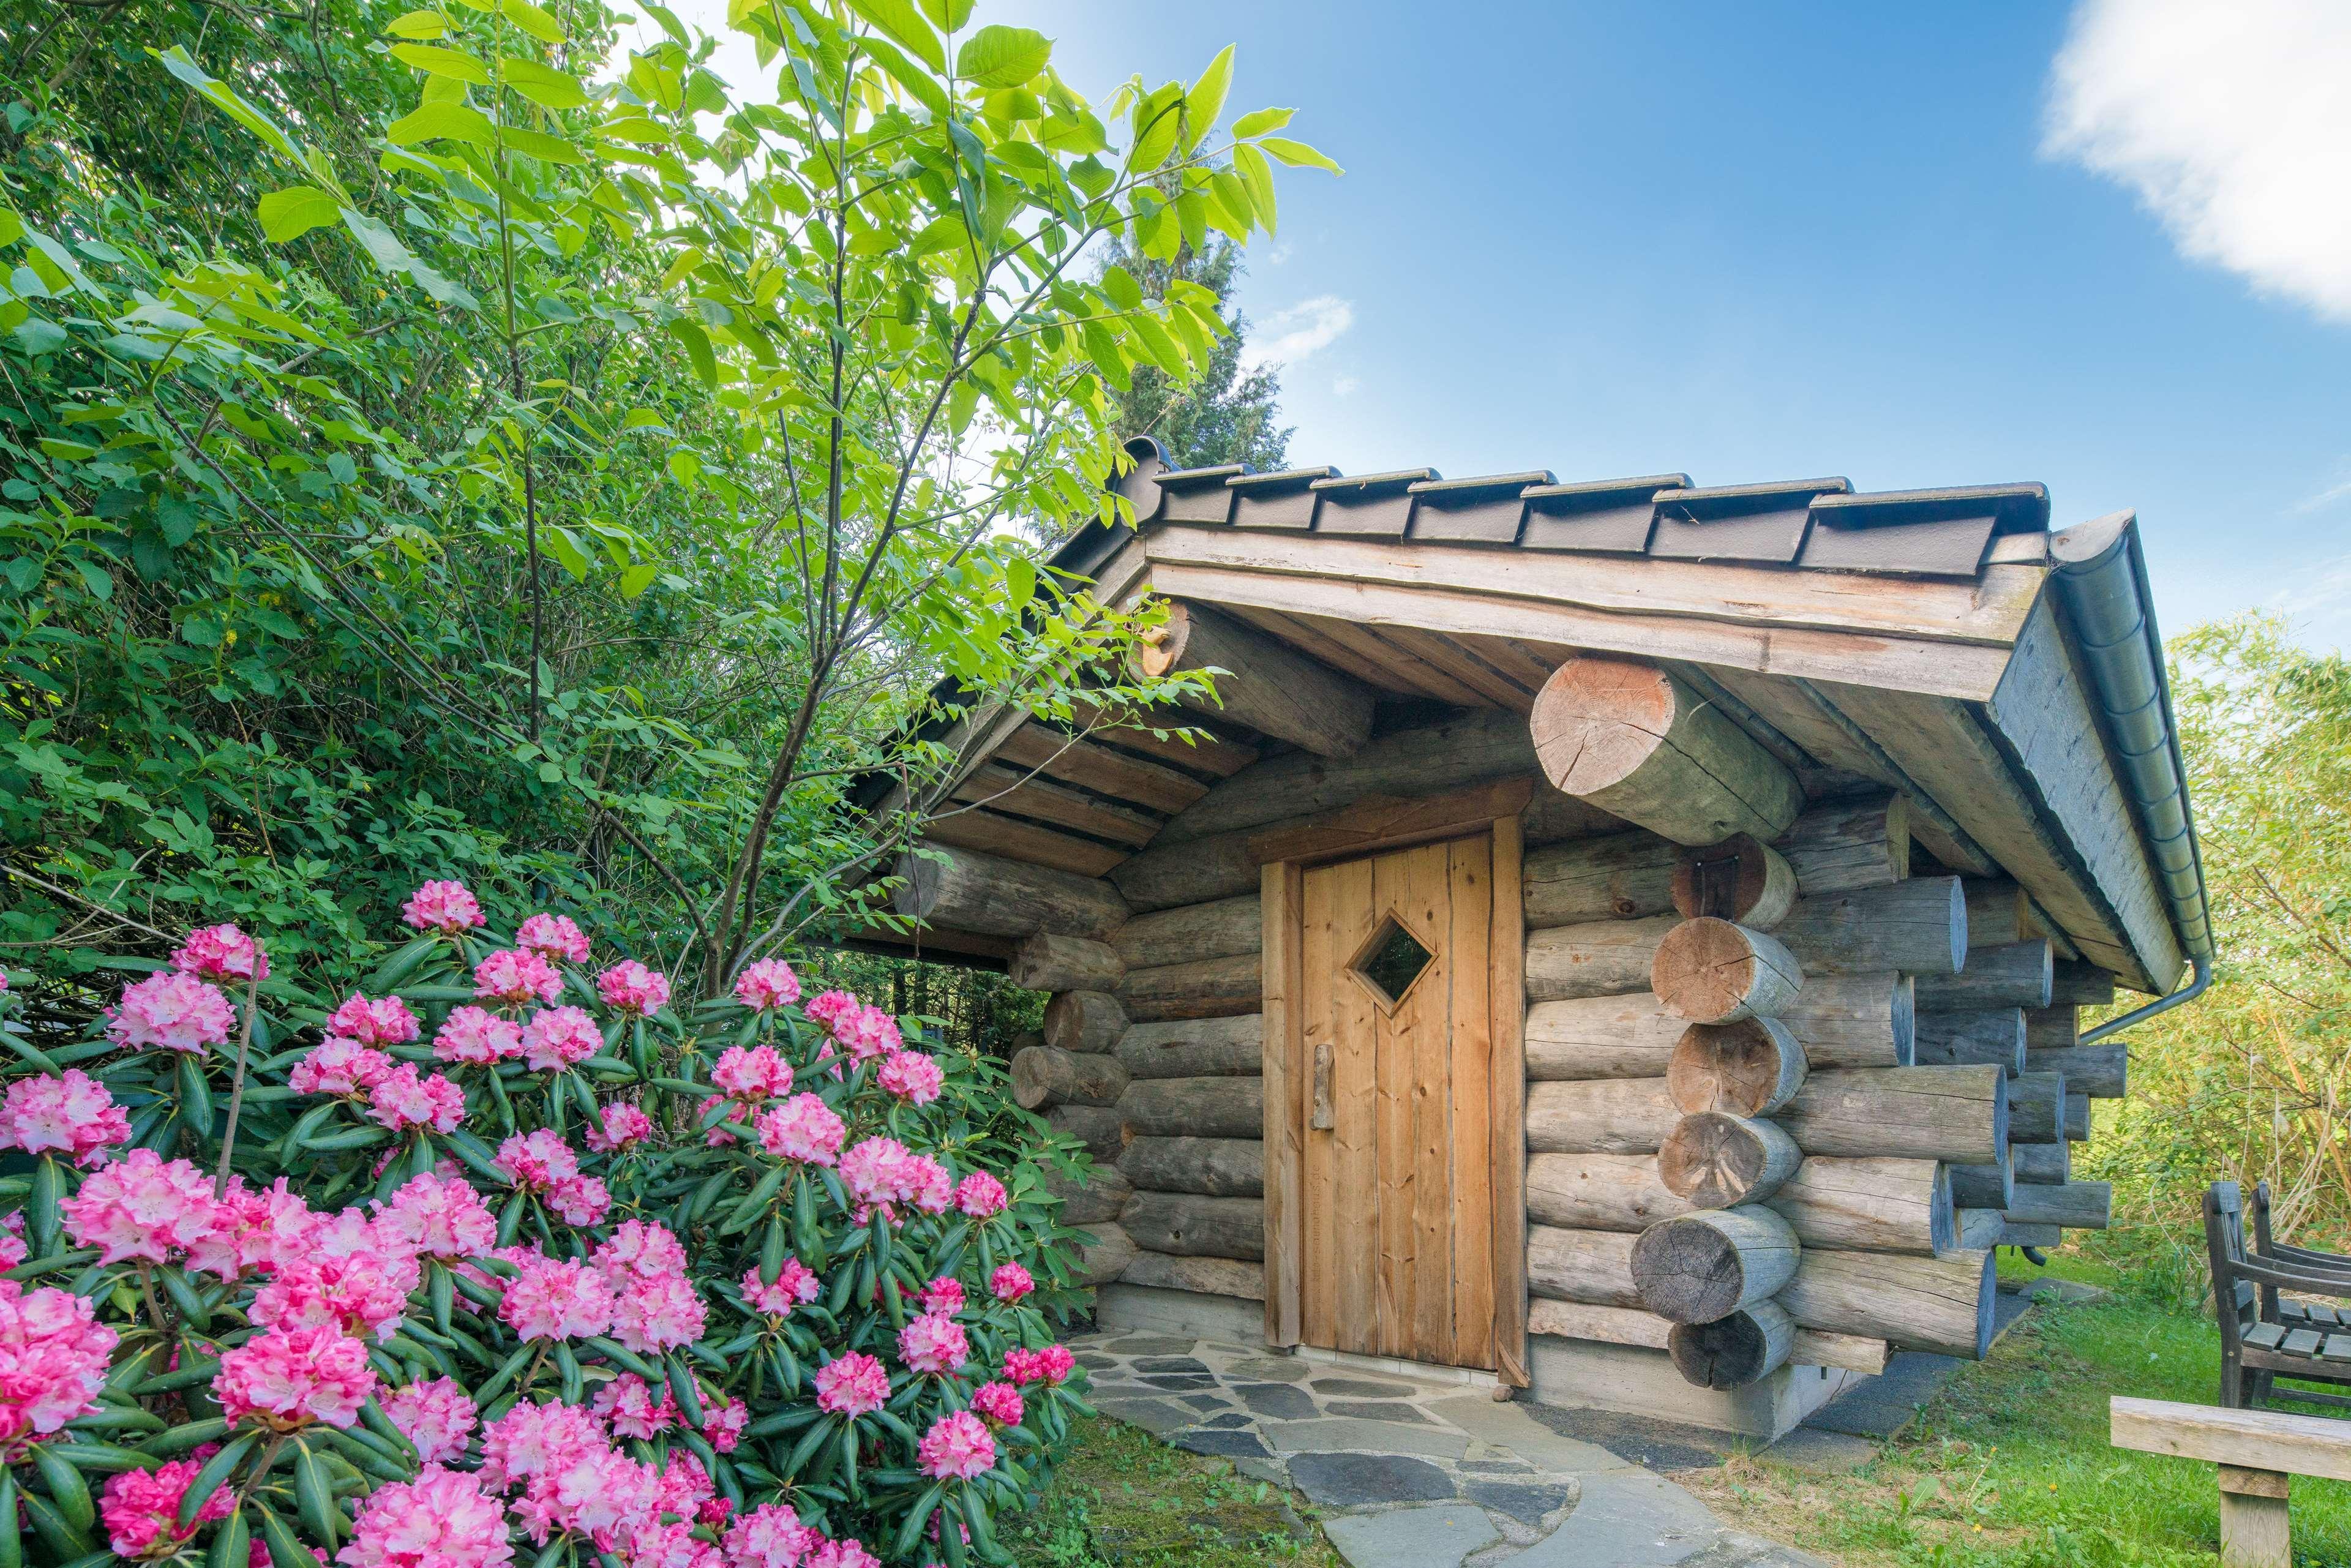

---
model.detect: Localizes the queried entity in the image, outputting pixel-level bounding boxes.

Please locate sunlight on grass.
[1685,1245,2351,1567]
[1002,1414,1345,1568]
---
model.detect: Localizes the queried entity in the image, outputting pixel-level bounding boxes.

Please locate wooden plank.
[1381,623,1537,710]
[1336,622,1499,709]
[1066,696,1261,778]
[1147,523,2045,651]
[921,806,1126,876]
[1299,862,1340,1352]
[1409,842,1458,1359]
[994,722,1211,815]
[1464,634,1565,697]
[1812,680,2157,991]
[2111,1396,2351,1484]
[1371,851,1415,1358]
[1489,814,1531,1387]
[1221,604,1430,697]
[1449,834,1497,1370]
[1247,778,1537,866]
[951,763,1164,847]
[1330,857,1379,1356]
[1152,559,2019,705]
[1260,861,1305,1348]
[1981,596,2185,992]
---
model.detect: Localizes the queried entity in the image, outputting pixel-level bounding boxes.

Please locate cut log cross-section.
[1668,1300,1796,1390]
[1132,600,1374,759]
[1671,836,1798,929]
[1043,991,1128,1055]
[1667,1018,1807,1116]
[1630,1206,1801,1324]
[1651,918,1804,1024]
[1530,655,1804,846]
[1659,1112,1802,1208]
[1010,1045,1130,1110]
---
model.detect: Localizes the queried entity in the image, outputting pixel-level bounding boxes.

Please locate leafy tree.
[1100,233,1291,471]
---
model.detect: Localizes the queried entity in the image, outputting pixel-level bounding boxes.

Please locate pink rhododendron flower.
[591,1372,676,1439]
[172,923,269,984]
[0,1279,116,1458]
[290,1037,394,1097]
[754,1093,844,1166]
[839,1136,915,1209]
[812,1351,889,1417]
[1002,1344,1076,1387]
[328,992,420,1046]
[831,1003,901,1062]
[403,880,486,934]
[519,1005,602,1072]
[917,1276,964,1316]
[725,1504,820,1568]
[808,1543,880,1568]
[516,913,591,964]
[500,1255,616,1341]
[802,989,858,1029]
[377,1171,495,1260]
[876,1049,943,1105]
[608,1271,705,1355]
[251,1245,421,1344]
[711,1045,792,1100]
[61,1147,218,1264]
[917,1409,996,1481]
[216,1322,377,1430]
[106,970,233,1054]
[0,1068,129,1165]
[493,1128,581,1192]
[478,1397,606,1491]
[474,948,563,1008]
[431,1005,523,1065]
[702,1394,748,1454]
[367,1063,465,1135]
[342,1466,514,1568]
[596,959,670,1016]
[101,1457,234,1558]
[592,1218,688,1285]
[546,1174,610,1228]
[954,1170,1008,1218]
[970,1381,1024,1428]
[697,1093,746,1147]
[585,1100,653,1152]
[381,1376,478,1466]
[991,1261,1035,1304]
[732,959,801,1011]
[897,1312,967,1376]
[192,1177,317,1279]
[740,1259,820,1318]
[0,1214,23,1272]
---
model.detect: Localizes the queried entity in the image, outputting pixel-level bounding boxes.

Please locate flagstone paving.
[1074,1331,1835,1568]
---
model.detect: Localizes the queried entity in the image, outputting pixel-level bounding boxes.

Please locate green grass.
[1001,1414,1346,1567]
[1683,1245,2351,1567]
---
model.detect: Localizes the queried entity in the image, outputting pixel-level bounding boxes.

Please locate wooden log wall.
[1518,683,2082,1384]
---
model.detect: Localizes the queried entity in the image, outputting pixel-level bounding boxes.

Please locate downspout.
[2079,955,2210,1046]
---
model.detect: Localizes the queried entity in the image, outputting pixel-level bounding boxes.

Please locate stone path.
[1075,1331,1834,1568]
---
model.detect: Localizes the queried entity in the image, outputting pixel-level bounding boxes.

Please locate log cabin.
[852,437,2212,1439]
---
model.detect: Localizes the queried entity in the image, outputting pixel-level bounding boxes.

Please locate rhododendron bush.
[0,893,1098,1566]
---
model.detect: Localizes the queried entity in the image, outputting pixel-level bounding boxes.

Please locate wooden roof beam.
[1133,600,1374,758]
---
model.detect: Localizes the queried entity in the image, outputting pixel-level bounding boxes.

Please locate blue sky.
[639,2,2351,651]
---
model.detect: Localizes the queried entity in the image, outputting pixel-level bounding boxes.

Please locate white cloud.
[1331,375,1360,397]
[2290,473,2351,514]
[1239,295,1355,372]
[2270,554,2351,619]
[2044,0,2351,322]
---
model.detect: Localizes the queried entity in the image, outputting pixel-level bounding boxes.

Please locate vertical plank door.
[1295,832,1497,1370]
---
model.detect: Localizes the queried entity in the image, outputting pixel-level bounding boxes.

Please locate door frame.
[1257,776,1531,1386]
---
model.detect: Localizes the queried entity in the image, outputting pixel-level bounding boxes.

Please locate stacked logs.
[1524,655,2023,1386]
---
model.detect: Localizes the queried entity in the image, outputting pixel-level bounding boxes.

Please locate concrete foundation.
[1093,1283,1858,1441]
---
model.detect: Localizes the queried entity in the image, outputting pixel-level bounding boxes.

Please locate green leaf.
[1186,44,1234,144]
[501,126,585,165]
[619,563,659,600]
[667,319,716,386]
[390,43,492,83]
[500,0,566,44]
[847,0,945,73]
[154,47,302,163]
[918,0,974,26]
[1256,135,1342,174]
[501,58,587,109]
[1100,264,1142,312]
[388,99,496,147]
[383,10,449,38]
[176,1433,255,1528]
[955,24,1049,89]
[1231,105,1294,138]
[257,186,340,243]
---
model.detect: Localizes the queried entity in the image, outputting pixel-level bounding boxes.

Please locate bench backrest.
[2207,1180,2257,1355]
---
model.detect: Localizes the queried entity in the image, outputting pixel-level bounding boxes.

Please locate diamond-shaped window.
[1349,915,1435,1010]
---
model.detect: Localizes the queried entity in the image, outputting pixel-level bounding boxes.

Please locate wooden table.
[2110,1396,2351,1567]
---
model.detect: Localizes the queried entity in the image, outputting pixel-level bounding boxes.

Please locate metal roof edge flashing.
[2049,509,2214,964]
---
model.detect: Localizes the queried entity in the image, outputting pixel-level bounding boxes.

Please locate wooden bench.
[2111,1397,2351,1567]
[2251,1180,2351,1335]
[2207,1182,2351,1409]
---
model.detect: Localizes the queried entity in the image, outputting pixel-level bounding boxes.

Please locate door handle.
[1310,1040,1333,1131]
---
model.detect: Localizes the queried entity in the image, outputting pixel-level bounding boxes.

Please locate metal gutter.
[2048,510,2214,969]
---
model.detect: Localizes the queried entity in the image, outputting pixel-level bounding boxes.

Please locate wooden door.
[1297,833,1496,1368]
